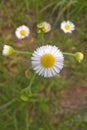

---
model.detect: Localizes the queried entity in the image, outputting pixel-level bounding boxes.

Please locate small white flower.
[60,20,75,33]
[31,45,64,77]
[37,22,51,33]
[2,45,14,56]
[15,25,30,39]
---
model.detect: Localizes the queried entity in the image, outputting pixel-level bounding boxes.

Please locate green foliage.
[0,0,87,130]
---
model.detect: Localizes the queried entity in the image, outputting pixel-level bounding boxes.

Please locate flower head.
[37,22,51,33]
[75,52,84,62]
[15,25,30,39]
[2,45,15,56]
[31,45,64,77]
[60,20,75,33]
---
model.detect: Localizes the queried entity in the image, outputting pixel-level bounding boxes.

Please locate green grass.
[0,0,87,130]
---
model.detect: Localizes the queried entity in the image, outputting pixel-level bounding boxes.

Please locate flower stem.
[63,52,75,57]
[26,108,30,130]
[28,73,36,94]
[38,32,45,45]
[41,32,45,45]
[36,0,39,23]
[15,50,32,55]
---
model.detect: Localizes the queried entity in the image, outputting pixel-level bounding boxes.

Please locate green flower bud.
[75,52,84,62]
[37,23,44,28]
[37,22,51,33]
[20,95,29,101]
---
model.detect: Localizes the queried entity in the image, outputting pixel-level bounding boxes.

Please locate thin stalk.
[26,109,30,130]
[36,0,39,23]
[63,52,75,57]
[40,32,45,45]
[0,99,16,110]
[25,0,30,11]
[15,50,32,56]
[13,111,18,130]
[37,30,45,45]
[27,73,36,93]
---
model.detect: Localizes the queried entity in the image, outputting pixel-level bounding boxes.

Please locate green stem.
[25,0,30,12]
[0,99,16,110]
[26,108,30,130]
[41,32,45,45]
[38,31,45,45]
[28,73,36,93]
[36,0,39,23]
[63,52,75,57]
[15,50,32,55]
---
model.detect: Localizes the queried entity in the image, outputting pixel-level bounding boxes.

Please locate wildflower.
[60,20,75,33]
[31,45,64,77]
[2,45,15,56]
[15,25,30,39]
[37,22,51,33]
[75,52,84,62]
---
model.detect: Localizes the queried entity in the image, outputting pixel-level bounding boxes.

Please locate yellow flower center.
[20,29,26,35]
[65,24,71,30]
[44,25,49,31]
[41,53,55,67]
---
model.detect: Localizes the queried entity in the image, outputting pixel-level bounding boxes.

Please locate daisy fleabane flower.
[37,22,51,33]
[15,25,30,39]
[2,45,15,56]
[31,45,64,77]
[60,20,75,33]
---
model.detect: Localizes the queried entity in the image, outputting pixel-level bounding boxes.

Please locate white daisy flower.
[37,22,51,33]
[2,45,15,56]
[15,25,30,39]
[60,20,75,33]
[31,45,64,77]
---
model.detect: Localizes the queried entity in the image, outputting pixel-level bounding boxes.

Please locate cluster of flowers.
[15,20,75,39]
[2,21,84,78]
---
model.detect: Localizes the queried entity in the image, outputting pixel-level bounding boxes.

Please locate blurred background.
[0,0,87,130]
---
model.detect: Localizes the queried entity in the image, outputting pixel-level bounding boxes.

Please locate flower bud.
[37,22,51,33]
[20,95,29,101]
[2,45,15,56]
[75,52,84,62]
